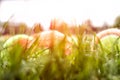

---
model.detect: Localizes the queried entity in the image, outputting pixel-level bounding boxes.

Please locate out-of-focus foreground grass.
[0,28,120,80]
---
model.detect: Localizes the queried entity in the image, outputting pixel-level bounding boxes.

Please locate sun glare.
[0,0,120,30]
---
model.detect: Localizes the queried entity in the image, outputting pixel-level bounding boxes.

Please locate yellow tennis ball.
[3,34,33,49]
[96,28,120,52]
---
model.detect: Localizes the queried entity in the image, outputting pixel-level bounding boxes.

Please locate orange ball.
[32,30,72,55]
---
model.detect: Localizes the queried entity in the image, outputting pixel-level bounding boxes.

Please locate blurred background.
[0,0,120,30]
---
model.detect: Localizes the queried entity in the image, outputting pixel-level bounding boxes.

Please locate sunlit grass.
[0,28,120,80]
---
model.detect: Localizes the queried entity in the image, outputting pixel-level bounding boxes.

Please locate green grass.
[0,32,120,80]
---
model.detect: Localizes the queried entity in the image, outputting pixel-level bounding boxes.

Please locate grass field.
[0,29,120,80]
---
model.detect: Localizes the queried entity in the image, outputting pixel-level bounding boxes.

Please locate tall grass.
[0,29,120,80]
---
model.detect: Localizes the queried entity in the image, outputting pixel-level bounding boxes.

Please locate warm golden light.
[0,0,120,30]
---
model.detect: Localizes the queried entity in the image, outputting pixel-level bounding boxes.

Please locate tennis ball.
[96,28,120,52]
[3,34,33,49]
